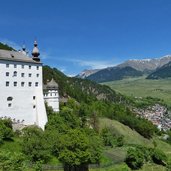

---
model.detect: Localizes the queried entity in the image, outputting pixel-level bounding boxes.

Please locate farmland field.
[103,76,171,106]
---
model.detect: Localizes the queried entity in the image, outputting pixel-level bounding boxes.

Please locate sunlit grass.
[103,76,171,106]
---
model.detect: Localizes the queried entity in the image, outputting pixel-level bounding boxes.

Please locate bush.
[151,149,167,166]
[0,151,26,171]
[116,136,124,147]
[22,126,51,163]
[125,148,144,170]
[100,127,114,147]
[100,127,124,147]
[0,119,13,141]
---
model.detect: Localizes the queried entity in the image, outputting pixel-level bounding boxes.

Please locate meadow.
[103,76,171,106]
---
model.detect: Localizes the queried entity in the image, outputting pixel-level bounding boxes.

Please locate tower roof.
[21,44,27,55]
[46,78,58,89]
[32,40,40,62]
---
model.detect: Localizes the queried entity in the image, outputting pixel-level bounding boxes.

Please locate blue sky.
[1,0,171,76]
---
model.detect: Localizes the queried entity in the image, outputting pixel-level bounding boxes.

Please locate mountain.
[86,66,143,83]
[118,56,171,72]
[76,69,100,78]
[77,56,171,82]
[147,61,171,79]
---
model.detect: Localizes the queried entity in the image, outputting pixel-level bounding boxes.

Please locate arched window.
[7,97,13,101]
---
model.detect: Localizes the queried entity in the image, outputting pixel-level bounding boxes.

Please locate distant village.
[133,104,171,131]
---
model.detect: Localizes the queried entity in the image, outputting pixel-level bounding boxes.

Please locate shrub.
[100,127,124,147]
[0,119,13,140]
[125,148,144,170]
[151,149,167,166]
[0,151,26,171]
[22,126,51,163]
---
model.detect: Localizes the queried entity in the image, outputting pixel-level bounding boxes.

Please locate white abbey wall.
[44,90,59,112]
[0,60,47,129]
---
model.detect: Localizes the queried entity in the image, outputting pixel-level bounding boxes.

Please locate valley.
[103,76,171,106]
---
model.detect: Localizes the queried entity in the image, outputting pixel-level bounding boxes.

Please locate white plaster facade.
[0,48,47,129]
[44,79,59,112]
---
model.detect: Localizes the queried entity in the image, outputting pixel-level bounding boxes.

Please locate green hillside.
[1,117,170,171]
[99,118,152,146]
[99,118,171,155]
[0,42,15,51]
[43,65,126,104]
[103,76,171,106]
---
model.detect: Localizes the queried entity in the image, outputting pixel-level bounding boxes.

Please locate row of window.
[6,72,39,78]
[7,96,36,108]
[6,64,39,70]
[7,96,36,101]
[8,103,36,108]
[6,81,39,87]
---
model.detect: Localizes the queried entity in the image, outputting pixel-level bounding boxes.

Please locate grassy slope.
[99,118,171,171]
[99,118,171,154]
[99,118,151,146]
[103,76,171,106]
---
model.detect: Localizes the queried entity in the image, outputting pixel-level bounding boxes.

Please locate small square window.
[28,82,32,87]
[33,105,36,109]
[13,71,17,77]
[36,74,39,77]
[35,82,38,87]
[14,64,17,68]
[21,82,25,87]
[6,72,9,76]
[29,65,31,69]
[29,73,32,77]
[6,82,9,86]
[6,64,9,68]
[33,96,36,100]
[21,65,24,69]
[14,82,17,87]
[21,73,25,77]
[8,103,12,107]
[37,66,39,70]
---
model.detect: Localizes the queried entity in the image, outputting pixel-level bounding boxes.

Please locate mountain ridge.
[86,66,143,83]
[147,61,171,79]
[77,55,171,82]
[118,55,171,72]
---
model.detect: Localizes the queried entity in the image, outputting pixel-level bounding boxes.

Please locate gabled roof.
[0,49,41,64]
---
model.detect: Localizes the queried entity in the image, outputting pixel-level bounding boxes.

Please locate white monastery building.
[0,41,58,130]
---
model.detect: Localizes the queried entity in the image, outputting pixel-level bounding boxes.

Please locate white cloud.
[58,67,66,73]
[70,59,117,69]
[67,74,76,77]
[0,38,21,50]
[41,51,50,60]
